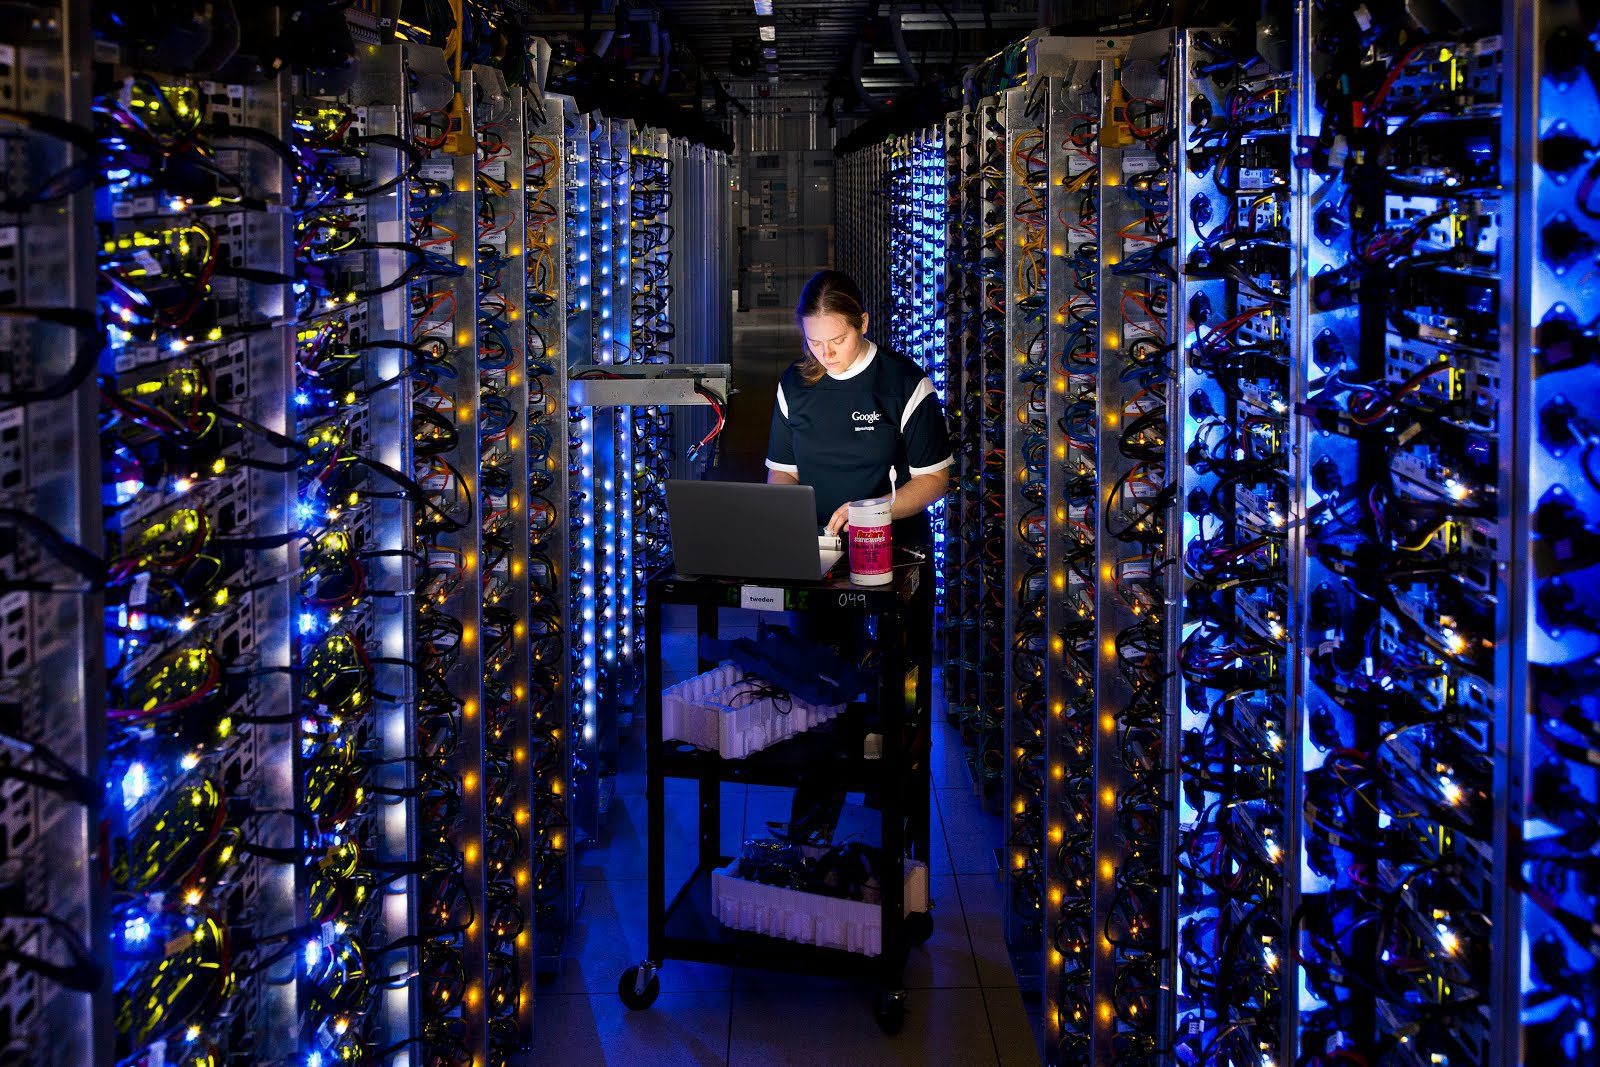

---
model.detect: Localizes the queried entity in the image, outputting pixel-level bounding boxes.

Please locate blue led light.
[122,762,151,807]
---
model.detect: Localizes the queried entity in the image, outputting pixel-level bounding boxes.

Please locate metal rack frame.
[0,1,106,1059]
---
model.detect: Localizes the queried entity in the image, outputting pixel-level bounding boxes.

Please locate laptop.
[666,481,844,581]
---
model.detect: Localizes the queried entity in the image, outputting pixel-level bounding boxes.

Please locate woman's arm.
[889,467,950,521]
[767,468,799,485]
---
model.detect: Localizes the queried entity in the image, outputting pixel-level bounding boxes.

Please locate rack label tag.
[740,585,783,612]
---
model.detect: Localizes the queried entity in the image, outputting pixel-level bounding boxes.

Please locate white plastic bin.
[710,860,930,957]
[661,663,846,759]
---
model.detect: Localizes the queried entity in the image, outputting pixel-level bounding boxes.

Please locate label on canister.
[848,495,893,586]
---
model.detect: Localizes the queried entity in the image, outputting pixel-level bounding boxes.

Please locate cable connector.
[1099,60,1135,149]
[441,91,473,157]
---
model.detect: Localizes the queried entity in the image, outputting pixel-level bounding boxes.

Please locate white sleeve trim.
[901,377,936,431]
[908,456,954,477]
[776,383,789,419]
[764,459,799,474]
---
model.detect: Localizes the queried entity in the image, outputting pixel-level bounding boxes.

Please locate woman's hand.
[825,502,851,538]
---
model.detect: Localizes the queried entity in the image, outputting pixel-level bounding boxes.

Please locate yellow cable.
[441,0,473,157]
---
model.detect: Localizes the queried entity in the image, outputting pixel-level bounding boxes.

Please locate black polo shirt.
[765,342,953,539]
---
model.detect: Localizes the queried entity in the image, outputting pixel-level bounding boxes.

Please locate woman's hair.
[795,269,867,385]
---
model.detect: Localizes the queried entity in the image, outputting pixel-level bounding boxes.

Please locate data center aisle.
[529,680,1041,1065]
[525,317,1037,1062]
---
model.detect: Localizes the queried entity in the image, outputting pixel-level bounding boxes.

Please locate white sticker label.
[740,585,784,612]
[1122,152,1160,176]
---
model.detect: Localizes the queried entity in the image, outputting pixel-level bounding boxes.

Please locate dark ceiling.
[660,0,871,82]
[654,1,1043,88]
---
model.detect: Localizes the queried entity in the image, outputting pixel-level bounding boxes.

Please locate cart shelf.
[657,704,923,792]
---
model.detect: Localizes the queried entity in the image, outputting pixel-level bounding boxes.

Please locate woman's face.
[801,311,868,376]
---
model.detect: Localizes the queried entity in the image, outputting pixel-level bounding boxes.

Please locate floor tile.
[903,876,980,989]
[580,787,745,884]
[927,791,953,876]
[543,878,734,996]
[984,985,1043,1066]
[937,788,1001,875]
[1024,999,1045,1056]
[614,728,702,797]
[956,873,1017,989]
[531,990,731,1066]
[930,723,971,788]
[729,987,998,1066]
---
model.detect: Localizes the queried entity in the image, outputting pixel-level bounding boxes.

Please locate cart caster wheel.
[905,911,934,946]
[618,965,660,1010]
[875,989,907,1035]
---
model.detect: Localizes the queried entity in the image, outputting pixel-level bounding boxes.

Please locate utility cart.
[619,562,935,1033]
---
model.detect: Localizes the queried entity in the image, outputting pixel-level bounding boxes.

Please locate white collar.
[826,340,877,381]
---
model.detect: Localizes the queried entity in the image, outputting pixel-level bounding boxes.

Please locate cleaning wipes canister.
[847,495,893,586]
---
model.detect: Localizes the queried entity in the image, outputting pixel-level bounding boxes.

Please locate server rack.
[473,67,536,1050]
[561,98,600,852]
[1043,56,1102,1063]
[1509,2,1600,1064]
[913,130,950,612]
[1292,7,1508,1063]
[607,116,636,726]
[1171,28,1295,1066]
[96,41,295,1065]
[945,104,985,766]
[301,42,422,1056]
[976,95,1009,812]
[941,108,971,737]
[587,112,622,823]
[628,128,677,657]
[0,1,105,1060]
[0,10,734,1057]
[1091,38,1180,1062]
[1001,81,1051,989]
[523,87,576,972]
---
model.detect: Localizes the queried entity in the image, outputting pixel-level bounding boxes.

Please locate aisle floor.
[531,698,1042,1065]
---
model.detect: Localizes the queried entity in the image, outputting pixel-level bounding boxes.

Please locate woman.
[765,268,950,845]
[765,270,952,543]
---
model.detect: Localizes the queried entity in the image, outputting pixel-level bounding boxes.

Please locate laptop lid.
[667,481,837,581]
